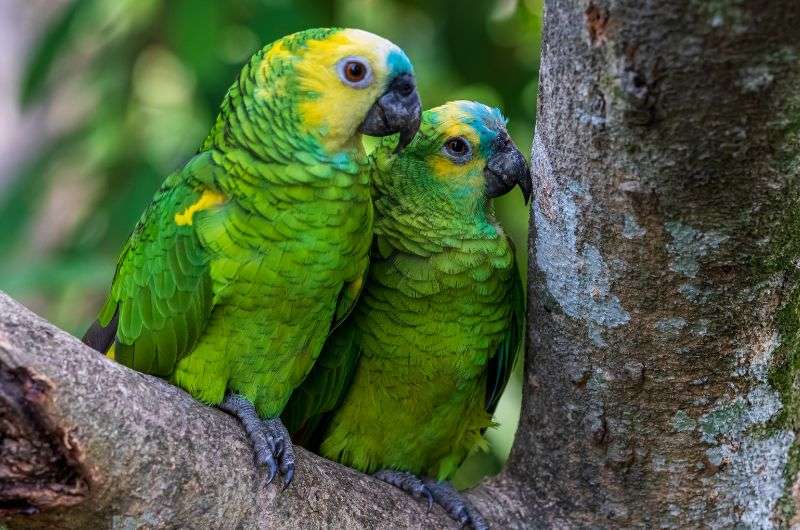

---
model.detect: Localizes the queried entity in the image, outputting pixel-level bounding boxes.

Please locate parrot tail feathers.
[82,305,119,354]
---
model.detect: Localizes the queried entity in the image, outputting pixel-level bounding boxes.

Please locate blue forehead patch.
[457,101,507,157]
[387,49,413,77]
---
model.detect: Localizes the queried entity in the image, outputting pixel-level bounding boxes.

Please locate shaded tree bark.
[518,0,800,527]
[3,1,800,529]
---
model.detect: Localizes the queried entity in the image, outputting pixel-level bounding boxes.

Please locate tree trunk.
[516,0,800,527]
[3,1,800,529]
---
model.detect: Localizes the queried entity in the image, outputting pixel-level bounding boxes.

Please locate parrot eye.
[337,57,373,89]
[345,62,366,81]
[442,137,472,163]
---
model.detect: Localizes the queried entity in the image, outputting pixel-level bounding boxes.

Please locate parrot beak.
[484,132,532,204]
[358,73,422,153]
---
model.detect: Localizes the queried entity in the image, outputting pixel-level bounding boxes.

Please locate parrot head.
[374,100,531,211]
[205,28,421,162]
[253,28,420,155]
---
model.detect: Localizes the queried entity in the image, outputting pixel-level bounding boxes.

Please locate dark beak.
[485,132,531,204]
[358,73,421,152]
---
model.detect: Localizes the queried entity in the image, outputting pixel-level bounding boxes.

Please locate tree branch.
[0,292,504,529]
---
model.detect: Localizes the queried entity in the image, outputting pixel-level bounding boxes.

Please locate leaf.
[20,0,93,108]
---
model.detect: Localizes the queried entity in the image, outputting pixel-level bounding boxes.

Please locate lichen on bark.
[764,92,800,526]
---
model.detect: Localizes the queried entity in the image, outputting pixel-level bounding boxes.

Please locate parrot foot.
[422,478,488,530]
[373,470,488,530]
[219,394,295,489]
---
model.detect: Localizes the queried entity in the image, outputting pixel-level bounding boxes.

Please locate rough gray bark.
[519,0,800,528]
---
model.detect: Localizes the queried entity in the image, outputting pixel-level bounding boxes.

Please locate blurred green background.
[0,0,542,488]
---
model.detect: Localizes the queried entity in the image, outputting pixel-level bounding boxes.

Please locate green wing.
[84,152,222,378]
[282,322,362,448]
[485,247,525,414]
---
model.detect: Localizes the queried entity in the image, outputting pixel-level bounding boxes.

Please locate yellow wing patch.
[175,190,226,226]
[106,343,116,360]
[347,275,363,298]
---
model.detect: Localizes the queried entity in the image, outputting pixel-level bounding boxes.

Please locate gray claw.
[282,467,294,491]
[219,395,295,488]
[264,454,279,486]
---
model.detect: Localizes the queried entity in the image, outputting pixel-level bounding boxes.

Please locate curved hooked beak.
[484,133,532,204]
[358,73,422,152]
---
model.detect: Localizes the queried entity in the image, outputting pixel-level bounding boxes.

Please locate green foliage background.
[0,0,542,488]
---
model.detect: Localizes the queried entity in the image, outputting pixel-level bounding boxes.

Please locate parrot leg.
[219,394,295,488]
[374,470,488,530]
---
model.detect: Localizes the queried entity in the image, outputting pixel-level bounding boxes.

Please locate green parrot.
[283,100,529,527]
[82,27,421,485]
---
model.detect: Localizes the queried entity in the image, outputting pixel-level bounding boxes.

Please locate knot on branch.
[0,363,90,516]
[585,1,610,47]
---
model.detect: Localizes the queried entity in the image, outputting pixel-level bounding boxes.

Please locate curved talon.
[279,454,296,490]
[281,466,294,491]
[264,455,279,485]
[279,442,296,490]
